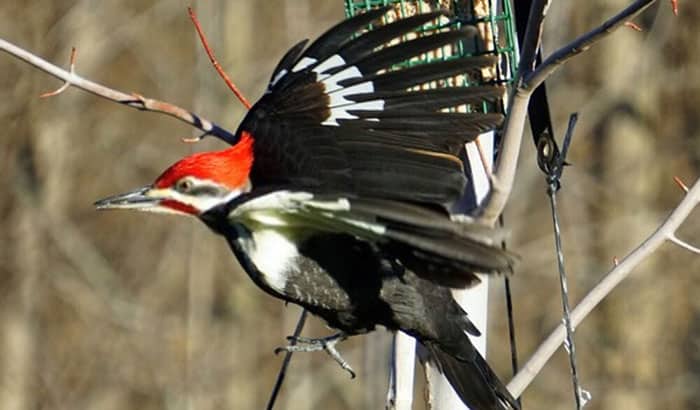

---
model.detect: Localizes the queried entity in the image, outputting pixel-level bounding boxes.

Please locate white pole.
[391,1,502,408]
[426,133,494,409]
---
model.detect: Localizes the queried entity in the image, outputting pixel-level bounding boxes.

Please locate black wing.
[237,7,504,208]
[226,190,515,288]
[310,195,515,288]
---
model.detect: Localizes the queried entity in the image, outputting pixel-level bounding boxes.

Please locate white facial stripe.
[175,189,242,212]
[149,181,243,213]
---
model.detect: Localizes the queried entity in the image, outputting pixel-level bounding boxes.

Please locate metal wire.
[539,113,583,409]
[266,309,309,410]
[499,214,521,408]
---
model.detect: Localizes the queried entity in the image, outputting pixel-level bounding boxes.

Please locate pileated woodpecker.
[96,7,518,409]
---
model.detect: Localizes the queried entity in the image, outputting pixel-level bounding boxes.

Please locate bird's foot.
[274,333,356,378]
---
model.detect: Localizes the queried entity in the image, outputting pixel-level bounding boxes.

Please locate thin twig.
[668,235,700,255]
[508,178,700,398]
[188,7,252,110]
[625,21,644,31]
[39,47,76,98]
[0,38,238,145]
[673,176,689,193]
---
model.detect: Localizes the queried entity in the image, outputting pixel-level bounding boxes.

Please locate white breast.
[235,229,299,295]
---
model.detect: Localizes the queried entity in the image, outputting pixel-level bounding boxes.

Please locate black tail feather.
[425,342,520,410]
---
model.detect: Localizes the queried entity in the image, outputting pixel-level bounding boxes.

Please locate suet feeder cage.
[344,0,517,117]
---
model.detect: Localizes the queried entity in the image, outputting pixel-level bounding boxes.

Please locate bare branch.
[478,0,664,225]
[0,38,238,145]
[507,179,700,398]
[668,235,700,255]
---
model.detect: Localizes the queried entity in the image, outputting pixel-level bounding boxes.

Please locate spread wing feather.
[295,195,516,288]
[237,7,503,208]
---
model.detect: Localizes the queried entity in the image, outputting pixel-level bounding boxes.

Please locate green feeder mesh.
[344,0,517,115]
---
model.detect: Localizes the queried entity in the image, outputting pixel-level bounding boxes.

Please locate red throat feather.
[154,131,254,190]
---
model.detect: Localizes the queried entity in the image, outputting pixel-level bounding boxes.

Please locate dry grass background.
[0,1,698,409]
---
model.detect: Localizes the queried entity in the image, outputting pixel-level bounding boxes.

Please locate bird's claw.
[274,333,356,378]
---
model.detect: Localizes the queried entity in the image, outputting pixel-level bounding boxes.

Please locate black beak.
[94,186,162,211]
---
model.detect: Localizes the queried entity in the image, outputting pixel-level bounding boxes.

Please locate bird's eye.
[175,178,194,193]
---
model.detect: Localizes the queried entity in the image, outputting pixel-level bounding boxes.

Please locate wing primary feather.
[345,198,508,246]
[270,7,390,92]
[240,11,505,203]
[269,39,309,87]
[335,11,449,64]
[302,6,391,62]
[347,85,505,111]
[338,113,504,136]
[340,55,497,90]
[384,228,513,273]
[351,29,478,75]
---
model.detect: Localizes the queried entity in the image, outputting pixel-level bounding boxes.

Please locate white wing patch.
[270,69,288,88]
[317,65,362,93]
[312,54,345,75]
[229,190,386,237]
[305,53,385,127]
[326,81,374,106]
[275,51,385,126]
[292,56,318,72]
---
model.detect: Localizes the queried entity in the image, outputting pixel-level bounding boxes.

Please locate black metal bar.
[513,0,558,161]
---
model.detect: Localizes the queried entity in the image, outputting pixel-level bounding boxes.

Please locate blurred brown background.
[1,1,698,409]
